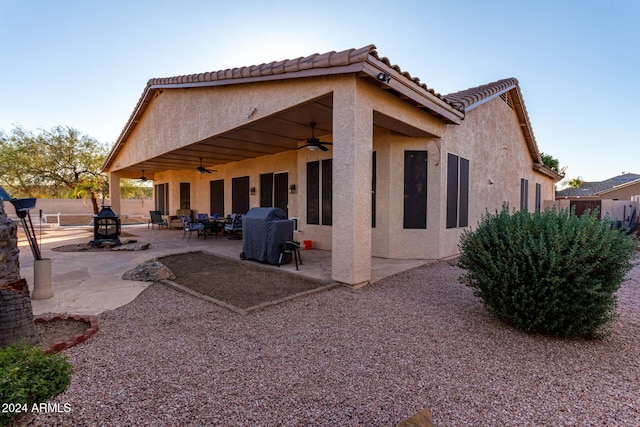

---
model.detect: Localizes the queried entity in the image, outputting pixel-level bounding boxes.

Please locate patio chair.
[224,213,243,240]
[148,210,168,229]
[196,213,220,239]
[278,240,302,270]
[181,215,206,240]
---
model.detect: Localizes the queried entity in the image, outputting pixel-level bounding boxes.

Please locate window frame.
[446,153,469,229]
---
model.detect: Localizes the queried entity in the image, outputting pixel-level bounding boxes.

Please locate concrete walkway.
[18,224,433,316]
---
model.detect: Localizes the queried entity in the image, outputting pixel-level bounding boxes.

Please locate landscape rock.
[122,259,175,282]
[111,242,150,251]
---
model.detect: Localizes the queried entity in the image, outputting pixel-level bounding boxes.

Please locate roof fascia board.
[102,85,156,171]
[533,162,564,181]
[361,60,464,124]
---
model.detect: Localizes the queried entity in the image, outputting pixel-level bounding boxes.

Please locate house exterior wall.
[438,92,556,258]
[153,149,299,219]
[598,182,640,200]
[110,77,344,172]
[107,73,556,285]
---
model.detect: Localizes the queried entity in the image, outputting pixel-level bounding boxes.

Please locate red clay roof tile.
[105,45,541,170]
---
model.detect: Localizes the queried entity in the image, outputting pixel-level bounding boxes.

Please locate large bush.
[458,207,637,338]
[0,342,73,425]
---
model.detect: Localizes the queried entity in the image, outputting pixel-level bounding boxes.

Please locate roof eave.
[102,64,366,171]
[361,60,463,124]
[534,162,564,182]
[596,177,640,195]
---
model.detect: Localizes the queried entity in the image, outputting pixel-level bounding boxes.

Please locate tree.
[568,176,585,189]
[540,152,560,172]
[120,179,152,200]
[0,125,108,213]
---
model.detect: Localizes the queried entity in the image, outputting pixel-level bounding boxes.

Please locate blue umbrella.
[0,185,11,201]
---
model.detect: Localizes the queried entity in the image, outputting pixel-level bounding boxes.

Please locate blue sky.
[1,0,637,182]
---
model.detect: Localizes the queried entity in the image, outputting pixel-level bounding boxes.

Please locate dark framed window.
[260,173,274,208]
[154,183,169,215]
[274,172,289,215]
[232,176,250,214]
[535,183,542,212]
[179,182,190,210]
[260,172,289,215]
[446,153,469,229]
[306,160,332,225]
[321,159,332,226]
[372,151,377,228]
[520,178,529,211]
[403,151,428,229]
[306,162,319,224]
[209,179,224,217]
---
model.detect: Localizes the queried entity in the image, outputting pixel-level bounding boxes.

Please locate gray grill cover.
[242,207,294,265]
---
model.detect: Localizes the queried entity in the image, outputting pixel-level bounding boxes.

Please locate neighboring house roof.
[104,44,562,182]
[556,173,640,197]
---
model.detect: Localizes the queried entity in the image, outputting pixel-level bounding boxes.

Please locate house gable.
[444,79,561,182]
[103,44,465,174]
[103,43,562,284]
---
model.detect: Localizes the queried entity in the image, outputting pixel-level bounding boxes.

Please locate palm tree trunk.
[0,199,37,347]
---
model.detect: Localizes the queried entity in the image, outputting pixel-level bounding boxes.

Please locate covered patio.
[102,45,463,287]
[20,224,434,316]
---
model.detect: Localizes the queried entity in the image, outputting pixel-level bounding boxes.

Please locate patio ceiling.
[116,94,334,180]
[114,93,435,180]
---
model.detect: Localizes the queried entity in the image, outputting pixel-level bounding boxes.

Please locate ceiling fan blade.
[318,144,329,152]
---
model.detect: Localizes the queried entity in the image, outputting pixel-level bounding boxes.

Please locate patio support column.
[331,85,372,286]
[108,172,122,215]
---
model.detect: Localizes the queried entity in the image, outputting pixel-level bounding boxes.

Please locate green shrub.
[0,342,73,425]
[458,207,637,338]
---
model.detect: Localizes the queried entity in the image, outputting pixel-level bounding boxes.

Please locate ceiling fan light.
[307,145,318,152]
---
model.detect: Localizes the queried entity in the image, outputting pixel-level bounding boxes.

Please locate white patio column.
[331,87,373,286]
[108,172,122,215]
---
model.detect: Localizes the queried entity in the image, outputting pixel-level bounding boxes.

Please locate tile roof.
[444,78,556,177]
[556,173,640,197]
[444,78,519,111]
[147,45,373,86]
[104,44,554,176]
[145,44,462,111]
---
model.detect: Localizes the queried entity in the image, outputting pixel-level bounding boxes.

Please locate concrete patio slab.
[17,224,435,316]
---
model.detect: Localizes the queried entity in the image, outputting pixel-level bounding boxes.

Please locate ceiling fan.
[136,170,152,182]
[297,122,332,152]
[197,157,215,174]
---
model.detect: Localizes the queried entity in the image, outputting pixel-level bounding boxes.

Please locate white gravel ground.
[21,259,640,426]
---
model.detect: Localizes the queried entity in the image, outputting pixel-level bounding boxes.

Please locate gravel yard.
[19,260,640,426]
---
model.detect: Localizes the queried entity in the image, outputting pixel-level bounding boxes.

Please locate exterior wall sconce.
[377,72,391,83]
[250,186,256,196]
[289,184,296,194]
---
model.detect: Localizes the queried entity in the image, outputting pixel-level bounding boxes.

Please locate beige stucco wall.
[107,74,557,285]
[153,149,299,219]
[599,182,640,200]
[437,92,557,258]
[110,78,345,172]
